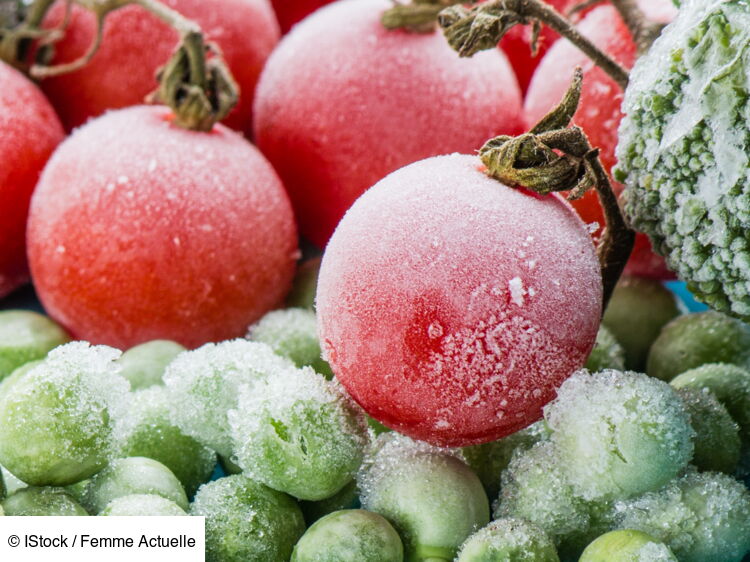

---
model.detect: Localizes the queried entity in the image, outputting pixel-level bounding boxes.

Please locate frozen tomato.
[317,154,602,447]
[270,0,333,33]
[0,62,64,298]
[524,1,675,277]
[40,0,279,134]
[27,105,298,349]
[254,0,525,249]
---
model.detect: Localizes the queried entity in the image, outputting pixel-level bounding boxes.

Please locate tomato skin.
[27,105,298,349]
[254,0,525,249]
[0,62,64,299]
[271,0,333,33]
[317,154,602,447]
[40,0,279,135]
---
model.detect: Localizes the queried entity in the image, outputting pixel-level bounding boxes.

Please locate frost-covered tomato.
[317,154,602,447]
[27,106,298,349]
[40,0,279,134]
[525,1,676,278]
[0,62,64,298]
[254,0,525,249]
[271,0,333,33]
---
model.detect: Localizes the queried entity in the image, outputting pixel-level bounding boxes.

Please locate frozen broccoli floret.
[616,0,750,319]
[545,369,693,501]
[117,339,185,390]
[162,339,295,458]
[614,471,750,562]
[229,367,368,500]
[358,433,489,561]
[457,518,559,561]
[247,308,332,378]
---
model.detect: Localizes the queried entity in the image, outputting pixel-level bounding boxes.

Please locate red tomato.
[0,62,64,298]
[254,0,525,249]
[317,154,602,447]
[524,2,676,278]
[271,0,333,33]
[27,105,298,349]
[40,0,279,135]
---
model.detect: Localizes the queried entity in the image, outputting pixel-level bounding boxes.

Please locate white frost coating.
[162,339,295,458]
[508,277,526,307]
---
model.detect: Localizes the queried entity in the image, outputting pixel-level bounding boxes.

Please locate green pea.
[300,479,359,526]
[117,340,185,390]
[647,311,750,381]
[585,325,626,372]
[82,457,188,514]
[0,310,70,380]
[191,474,305,562]
[457,518,559,562]
[292,509,403,562]
[579,529,677,561]
[602,277,679,372]
[2,487,88,516]
[359,434,489,561]
[247,308,332,378]
[100,494,187,516]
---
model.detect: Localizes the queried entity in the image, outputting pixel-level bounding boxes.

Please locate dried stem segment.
[479,69,634,310]
[610,0,664,55]
[381,0,457,32]
[438,0,629,90]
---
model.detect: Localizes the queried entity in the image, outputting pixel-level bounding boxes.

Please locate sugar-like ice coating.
[0,342,129,486]
[495,441,589,547]
[2,486,89,516]
[82,457,188,514]
[317,154,602,446]
[114,386,216,497]
[0,310,70,379]
[614,471,750,562]
[254,0,525,247]
[0,62,64,299]
[358,433,490,560]
[116,340,185,390]
[247,308,332,378]
[27,105,298,350]
[291,509,404,562]
[456,518,559,562]
[100,494,187,516]
[229,367,368,500]
[163,339,296,458]
[41,0,279,134]
[579,529,678,562]
[545,370,694,501]
[191,474,306,562]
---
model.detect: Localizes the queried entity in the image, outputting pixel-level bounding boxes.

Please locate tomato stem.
[609,0,664,56]
[438,0,629,90]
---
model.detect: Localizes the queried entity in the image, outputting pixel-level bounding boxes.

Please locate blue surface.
[664,280,710,313]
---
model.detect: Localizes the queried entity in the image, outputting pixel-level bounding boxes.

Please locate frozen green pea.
[286,256,321,310]
[115,386,216,497]
[163,340,295,458]
[463,420,550,501]
[579,530,677,561]
[494,441,588,547]
[545,370,693,501]
[456,518,559,562]
[117,340,185,390]
[647,311,750,381]
[585,325,626,372]
[366,416,391,436]
[0,310,70,379]
[292,509,403,562]
[82,457,187,514]
[670,363,750,444]
[601,277,679,371]
[191,474,305,562]
[0,342,129,486]
[675,387,741,473]
[359,434,489,561]
[0,359,42,395]
[0,467,5,501]
[100,494,187,516]
[229,367,368,500]
[300,479,359,525]
[615,471,750,562]
[219,454,242,475]
[247,308,332,378]
[1,465,26,495]
[2,487,88,516]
